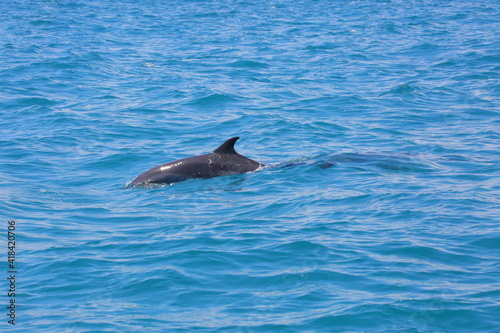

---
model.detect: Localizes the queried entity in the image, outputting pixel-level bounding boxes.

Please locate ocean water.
[1,0,499,331]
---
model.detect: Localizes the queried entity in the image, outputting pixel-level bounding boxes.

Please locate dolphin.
[130,137,265,186]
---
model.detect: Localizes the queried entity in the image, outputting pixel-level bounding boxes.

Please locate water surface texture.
[1,0,499,332]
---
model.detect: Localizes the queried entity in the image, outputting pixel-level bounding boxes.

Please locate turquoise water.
[1,0,499,331]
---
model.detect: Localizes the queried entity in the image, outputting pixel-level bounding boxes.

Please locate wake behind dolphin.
[130,137,265,187]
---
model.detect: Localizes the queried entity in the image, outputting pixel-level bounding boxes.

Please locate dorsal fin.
[213,137,239,154]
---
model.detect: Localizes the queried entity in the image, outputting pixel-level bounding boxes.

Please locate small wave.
[187,93,239,107]
[228,60,269,68]
[380,82,422,96]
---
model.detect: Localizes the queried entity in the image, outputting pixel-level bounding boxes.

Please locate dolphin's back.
[130,137,264,186]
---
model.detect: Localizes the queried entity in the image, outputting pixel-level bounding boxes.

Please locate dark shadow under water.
[277,152,436,173]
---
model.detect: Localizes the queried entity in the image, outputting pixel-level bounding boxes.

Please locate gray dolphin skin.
[130,137,265,186]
